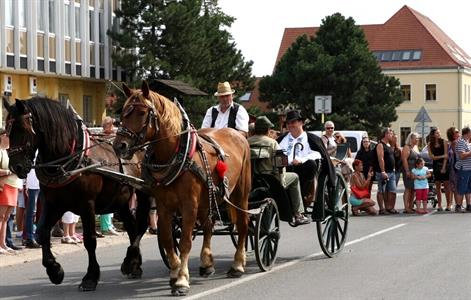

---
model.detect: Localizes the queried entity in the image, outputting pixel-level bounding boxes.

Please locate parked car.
[310,130,369,157]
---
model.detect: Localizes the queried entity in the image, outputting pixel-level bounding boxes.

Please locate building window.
[5,0,14,26]
[400,127,411,147]
[59,93,69,106]
[75,5,81,37]
[49,0,55,33]
[89,43,95,65]
[38,0,46,31]
[6,29,14,53]
[64,39,71,62]
[37,33,45,58]
[83,95,93,125]
[426,84,437,101]
[64,2,70,37]
[98,11,104,43]
[412,50,422,60]
[76,41,81,62]
[401,85,411,101]
[19,0,26,28]
[89,10,95,41]
[19,31,27,55]
[49,36,56,59]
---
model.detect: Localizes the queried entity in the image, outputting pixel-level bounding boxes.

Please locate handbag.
[351,185,370,199]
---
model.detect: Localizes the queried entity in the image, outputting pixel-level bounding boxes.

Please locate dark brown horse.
[4,97,150,291]
[113,81,251,296]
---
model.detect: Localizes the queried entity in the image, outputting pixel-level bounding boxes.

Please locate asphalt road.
[2,184,471,299]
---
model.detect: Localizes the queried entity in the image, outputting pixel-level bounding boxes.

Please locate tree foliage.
[109,0,254,97]
[259,13,403,131]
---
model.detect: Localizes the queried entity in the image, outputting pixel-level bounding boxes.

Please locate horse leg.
[37,197,65,285]
[78,205,100,291]
[171,208,197,296]
[120,191,150,279]
[158,208,181,289]
[199,219,215,277]
[227,207,248,278]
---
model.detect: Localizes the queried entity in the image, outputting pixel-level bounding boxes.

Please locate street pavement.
[3,182,471,299]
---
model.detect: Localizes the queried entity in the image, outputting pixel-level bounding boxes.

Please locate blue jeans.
[25,189,40,241]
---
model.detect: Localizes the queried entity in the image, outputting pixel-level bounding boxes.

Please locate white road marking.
[183,223,407,300]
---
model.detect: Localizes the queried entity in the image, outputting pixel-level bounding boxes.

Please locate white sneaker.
[103,228,119,236]
[61,236,77,244]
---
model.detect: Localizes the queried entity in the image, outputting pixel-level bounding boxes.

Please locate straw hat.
[214,81,235,96]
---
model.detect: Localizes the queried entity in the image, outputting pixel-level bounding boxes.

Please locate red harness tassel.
[216,160,227,178]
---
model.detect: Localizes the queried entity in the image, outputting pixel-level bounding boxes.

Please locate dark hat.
[285,110,304,123]
[254,116,274,131]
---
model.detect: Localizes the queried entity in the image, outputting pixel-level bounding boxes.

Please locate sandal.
[387,209,399,214]
[378,209,389,215]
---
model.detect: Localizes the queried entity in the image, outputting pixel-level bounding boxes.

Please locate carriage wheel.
[316,171,349,258]
[230,218,256,253]
[254,199,280,271]
[157,216,181,269]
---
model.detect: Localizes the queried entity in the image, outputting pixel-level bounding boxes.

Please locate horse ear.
[15,98,27,114]
[2,96,11,113]
[141,81,150,99]
[122,83,132,98]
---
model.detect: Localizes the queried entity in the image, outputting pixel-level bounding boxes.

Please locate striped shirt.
[455,137,471,170]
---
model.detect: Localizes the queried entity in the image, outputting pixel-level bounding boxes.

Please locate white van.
[310,130,369,157]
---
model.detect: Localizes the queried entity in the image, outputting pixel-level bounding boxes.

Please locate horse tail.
[229,139,251,225]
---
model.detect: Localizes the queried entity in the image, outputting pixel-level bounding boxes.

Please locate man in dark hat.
[277,110,336,206]
[248,116,310,225]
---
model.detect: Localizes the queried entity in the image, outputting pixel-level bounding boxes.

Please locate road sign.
[315,95,332,114]
[415,124,430,135]
[414,106,432,123]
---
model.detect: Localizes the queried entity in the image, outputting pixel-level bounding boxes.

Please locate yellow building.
[0,0,124,126]
[274,5,471,144]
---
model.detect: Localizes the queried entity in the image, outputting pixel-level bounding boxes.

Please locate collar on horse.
[35,118,91,188]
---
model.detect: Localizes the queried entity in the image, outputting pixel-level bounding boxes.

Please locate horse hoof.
[169,278,177,288]
[199,266,215,277]
[46,263,64,285]
[79,280,98,292]
[127,268,143,279]
[171,285,189,296]
[226,267,243,278]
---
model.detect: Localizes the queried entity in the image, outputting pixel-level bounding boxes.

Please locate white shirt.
[201,103,249,132]
[278,131,322,165]
[26,151,40,189]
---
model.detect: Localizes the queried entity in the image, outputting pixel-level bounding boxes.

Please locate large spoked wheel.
[158,216,181,269]
[254,198,280,271]
[230,219,256,253]
[316,171,349,257]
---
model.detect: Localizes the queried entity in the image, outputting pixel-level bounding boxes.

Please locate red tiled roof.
[275,5,471,72]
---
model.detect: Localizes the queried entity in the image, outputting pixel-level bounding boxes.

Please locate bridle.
[6,113,36,159]
[116,94,160,151]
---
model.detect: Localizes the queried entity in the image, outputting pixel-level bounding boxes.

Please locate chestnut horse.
[112,81,251,296]
[4,97,150,291]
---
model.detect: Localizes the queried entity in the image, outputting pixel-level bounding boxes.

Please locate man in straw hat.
[248,116,310,225]
[201,81,249,136]
[278,110,336,207]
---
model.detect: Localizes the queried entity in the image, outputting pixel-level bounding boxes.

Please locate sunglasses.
[326,127,334,130]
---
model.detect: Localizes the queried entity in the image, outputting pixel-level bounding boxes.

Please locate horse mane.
[149,91,182,136]
[23,96,77,156]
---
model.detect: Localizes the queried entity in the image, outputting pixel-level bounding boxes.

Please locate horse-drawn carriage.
[4,81,348,296]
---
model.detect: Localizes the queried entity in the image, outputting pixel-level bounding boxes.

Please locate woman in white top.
[321,121,337,156]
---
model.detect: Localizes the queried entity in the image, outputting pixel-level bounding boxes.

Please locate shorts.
[457,169,471,195]
[349,195,363,206]
[62,211,79,224]
[415,188,429,201]
[375,172,397,193]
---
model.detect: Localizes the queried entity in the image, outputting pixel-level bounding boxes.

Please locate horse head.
[3,98,37,178]
[113,81,159,159]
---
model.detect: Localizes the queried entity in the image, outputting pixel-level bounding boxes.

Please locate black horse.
[4,96,150,291]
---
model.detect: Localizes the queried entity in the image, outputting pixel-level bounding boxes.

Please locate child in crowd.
[411,158,431,214]
[61,211,82,244]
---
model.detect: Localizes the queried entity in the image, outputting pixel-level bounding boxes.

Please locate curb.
[0,233,154,268]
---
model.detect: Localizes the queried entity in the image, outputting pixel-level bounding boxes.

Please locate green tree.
[259,13,402,131]
[109,0,254,100]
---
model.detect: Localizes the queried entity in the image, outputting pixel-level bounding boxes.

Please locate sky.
[218,0,471,77]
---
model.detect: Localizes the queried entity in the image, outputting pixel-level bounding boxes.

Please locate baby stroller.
[425,158,438,208]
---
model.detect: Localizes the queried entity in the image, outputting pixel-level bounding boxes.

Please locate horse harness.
[141,99,231,220]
